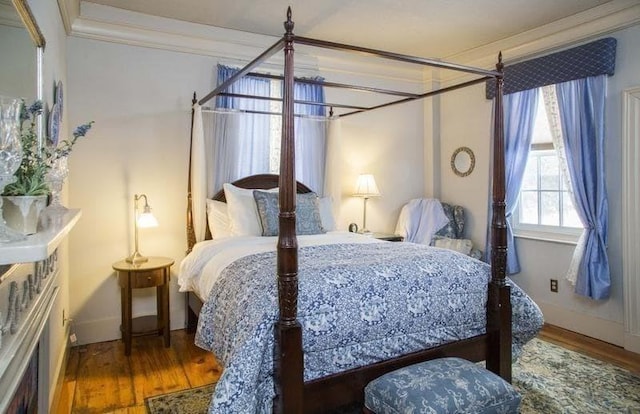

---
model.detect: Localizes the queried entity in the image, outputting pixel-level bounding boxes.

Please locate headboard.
[205,174,313,240]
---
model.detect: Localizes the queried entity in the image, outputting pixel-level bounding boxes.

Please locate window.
[513,89,582,240]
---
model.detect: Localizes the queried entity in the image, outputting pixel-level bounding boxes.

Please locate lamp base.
[126,251,149,264]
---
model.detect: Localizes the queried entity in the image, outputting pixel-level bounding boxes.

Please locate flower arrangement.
[1,99,94,196]
[3,101,47,196]
[44,120,94,167]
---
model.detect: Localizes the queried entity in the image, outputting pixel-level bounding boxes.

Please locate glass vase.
[40,156,69,229]
[0,96,25,242]
[45,156,68,212]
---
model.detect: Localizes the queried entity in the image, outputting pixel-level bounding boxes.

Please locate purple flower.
[19,99,43,122]
[28,100,43,115]
[72,122,94,138]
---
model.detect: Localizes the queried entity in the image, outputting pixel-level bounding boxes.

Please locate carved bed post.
[186,92,198,254]
[274,7,304,414]
[185,92,199,333]
[486,53,513,382]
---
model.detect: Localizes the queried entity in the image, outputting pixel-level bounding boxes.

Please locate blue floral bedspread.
[195,242,543,414]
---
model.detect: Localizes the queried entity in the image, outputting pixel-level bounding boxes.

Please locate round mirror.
[451,147,475,177]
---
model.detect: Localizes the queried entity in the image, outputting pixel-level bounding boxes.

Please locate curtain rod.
[246,72,421,98]
[216,92,367,111]
[200,107,333,120]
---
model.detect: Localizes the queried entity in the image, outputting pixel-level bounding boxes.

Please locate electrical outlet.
[550,279,558,293]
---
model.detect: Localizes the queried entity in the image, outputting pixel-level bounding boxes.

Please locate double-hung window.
[513,87,582,242]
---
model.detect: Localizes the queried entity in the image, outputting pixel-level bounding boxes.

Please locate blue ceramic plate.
[48,102,61,146]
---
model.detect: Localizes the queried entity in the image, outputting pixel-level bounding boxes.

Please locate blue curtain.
[212,65,271,191]
[485,88,539,274]
[294,79,327,193]
[556,75,610,299]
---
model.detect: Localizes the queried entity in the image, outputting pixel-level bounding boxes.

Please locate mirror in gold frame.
[0,0,45,140]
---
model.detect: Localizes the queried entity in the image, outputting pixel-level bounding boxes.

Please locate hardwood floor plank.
[171,330,221,387]
[103,406,146,413]
[72,341,135,413]
[128,334,192,404]
[539,324,640,374]
[55,346,80,414]
[56,326,640,413]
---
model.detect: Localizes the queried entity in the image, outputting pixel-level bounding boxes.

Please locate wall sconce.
[353,174,380,233]
[127,194,158,264]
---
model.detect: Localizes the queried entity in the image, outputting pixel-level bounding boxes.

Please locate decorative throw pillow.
[318,196,336,231]
[253,190,325,236]
[434,237,473,256]
[206,199,232,238]
[223,183,277,236]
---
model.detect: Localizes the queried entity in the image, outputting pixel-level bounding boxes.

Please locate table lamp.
[127,194,158,264]
[353,174,380,233]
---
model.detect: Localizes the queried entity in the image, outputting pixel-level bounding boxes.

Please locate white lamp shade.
[354,174,380,197]
[137,210,158,228]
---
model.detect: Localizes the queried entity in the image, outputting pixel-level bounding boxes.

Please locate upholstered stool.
[363,357,521,414]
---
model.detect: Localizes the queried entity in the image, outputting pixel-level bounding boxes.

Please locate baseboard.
[538,301,624,347]
[624,332,640,354]
[75,313,186,345]
[49,325,71,412]
[74,317,122,345]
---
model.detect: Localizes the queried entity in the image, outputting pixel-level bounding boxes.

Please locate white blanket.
[179,231,380,301]
[394,198,449,244]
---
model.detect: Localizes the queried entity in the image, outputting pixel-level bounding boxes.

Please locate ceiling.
[83,0,616,58]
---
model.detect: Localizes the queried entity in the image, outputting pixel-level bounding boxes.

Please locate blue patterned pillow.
[365,357,521,414]
[253,191,326,236]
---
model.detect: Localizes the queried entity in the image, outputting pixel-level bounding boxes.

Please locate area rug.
[146,338,640,413]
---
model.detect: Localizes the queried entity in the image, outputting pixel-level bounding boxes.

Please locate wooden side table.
[112,256,174,356]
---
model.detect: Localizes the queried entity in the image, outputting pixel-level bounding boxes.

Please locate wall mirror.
[0,0,45,141]
[451,146,475,177]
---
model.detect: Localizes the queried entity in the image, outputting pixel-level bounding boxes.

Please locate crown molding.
[66,1,638,86]
[56,0,79,35]
[434,0,640,85]
[68,3,424,84]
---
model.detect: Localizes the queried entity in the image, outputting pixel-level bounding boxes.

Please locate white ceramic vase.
[2,195,47,235]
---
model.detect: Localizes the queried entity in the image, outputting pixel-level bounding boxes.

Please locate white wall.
[30,0,71,408]
[66,39,216,343]
[439,24,640,346]
[66,36,425,344]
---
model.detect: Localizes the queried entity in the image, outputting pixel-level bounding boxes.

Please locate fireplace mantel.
[0,209,80,411]
[0,209,81,265]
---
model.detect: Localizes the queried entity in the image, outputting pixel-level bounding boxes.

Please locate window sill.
[513,228,581,245]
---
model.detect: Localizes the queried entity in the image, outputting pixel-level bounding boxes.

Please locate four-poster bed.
[182,8,542,414]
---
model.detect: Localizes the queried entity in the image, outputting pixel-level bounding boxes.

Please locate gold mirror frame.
[451,146,475,177]
[10,0,45,147]
[11,0,45,48]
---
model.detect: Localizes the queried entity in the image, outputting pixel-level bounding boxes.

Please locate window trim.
[513,130,583,244]
[513,224,581,245]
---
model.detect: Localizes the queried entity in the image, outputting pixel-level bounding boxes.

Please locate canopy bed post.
[274,7,304,414]
[486,53,512,382]
[186,92,198,254]
[185,92,200,333]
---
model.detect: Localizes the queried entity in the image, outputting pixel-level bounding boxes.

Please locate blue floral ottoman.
[364,357,521,413]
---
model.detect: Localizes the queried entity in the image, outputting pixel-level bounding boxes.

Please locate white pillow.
[434,237,473,256]
[223,183,277,236]
[318,196,336,231]
[206,199,232,238]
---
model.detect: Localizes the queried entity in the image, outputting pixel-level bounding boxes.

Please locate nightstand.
[372,232,404,242]
[112,256,174,356]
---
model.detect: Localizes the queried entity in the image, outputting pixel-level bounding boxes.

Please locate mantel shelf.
[0,209,81,265]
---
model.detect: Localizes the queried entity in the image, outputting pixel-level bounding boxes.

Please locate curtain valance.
[486,37,616,99]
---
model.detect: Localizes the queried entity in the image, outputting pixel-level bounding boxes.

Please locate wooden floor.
[55,324,639,413]
[55,330,222,413]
